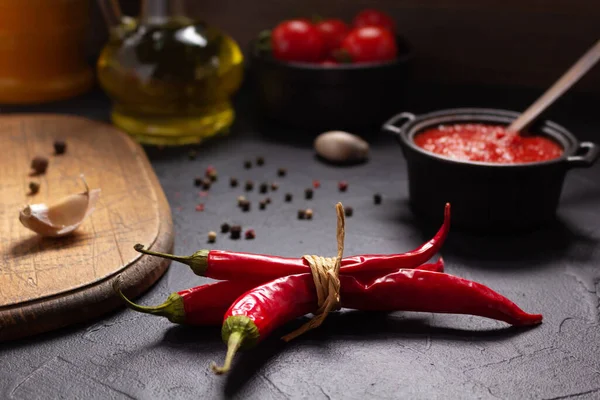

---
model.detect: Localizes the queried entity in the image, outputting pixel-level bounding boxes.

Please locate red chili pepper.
[113,260,444,325]
[133,204,450,281]
[211,269,541,373]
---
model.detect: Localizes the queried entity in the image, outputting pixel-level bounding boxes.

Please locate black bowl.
[249,38,412,131]
[382,108,600,232]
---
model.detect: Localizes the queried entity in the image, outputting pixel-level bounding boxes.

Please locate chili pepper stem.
[112,275,186,323]
[211,331,244,375]
[134,244,209,275]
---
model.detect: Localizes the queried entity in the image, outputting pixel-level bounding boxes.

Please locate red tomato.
[341,27,397,63]
[353,9,396,34]
[315,19,349,55]
[271,20,325,62]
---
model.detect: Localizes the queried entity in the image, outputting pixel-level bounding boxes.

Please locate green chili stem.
[211,331,244,375]
[133,244,208,275]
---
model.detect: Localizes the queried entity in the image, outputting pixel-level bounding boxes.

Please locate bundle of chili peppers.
[114,203,542,375]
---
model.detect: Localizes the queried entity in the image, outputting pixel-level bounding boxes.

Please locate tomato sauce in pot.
[414,124,563,164]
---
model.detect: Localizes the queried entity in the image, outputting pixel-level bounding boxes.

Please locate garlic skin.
[314,131,369,164]
[19,181,101,237]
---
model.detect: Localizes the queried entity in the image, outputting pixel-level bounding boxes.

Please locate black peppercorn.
[259,200,266,210]
[374,193,382,205]
[270,182,279,191]
[265,197,272,204]
[285,193,292,202]
[202,179,212,190]
[245,180,254,191]
[194,177,203,187]
[244,160,252,169]
[230,177,238,187]
[344,206,353,217]
[31,156,48,174]
[259,182,268,194]
[221,223,231,233]
[53,140,67,155]
[277,168,287,177]
[256,156,265,166]
[305,188,313,200]
[230,225,242,239]
[297,209,306,220]
[240,199,251,212]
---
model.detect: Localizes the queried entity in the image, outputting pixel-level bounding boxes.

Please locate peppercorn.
[297,209,306,220]
[221,223,231,233]
[277,168,287,177]
[265,197,272,204]
[31,156,48,175]
[207,169,218,182]
[202,179,212,190]
[270,182,279,191]
[195,203,205,212]
[259,200,266,210]
[259,183,268,194]
[237,196,247,206]
[244,160,252,169]
[256,156,265,166]
[305,188,313,200]
[188,150,197,160]
[194,177,203,187]
[29,182,40,195]
[230,225,242,239]
[245,180,254,191]
[338,181,348,192]
[374,193,382,205]
[230,177,238,187]
[313,180,320,189]
[305,209,313,219]
[345,206,353,217]
[285,193,292,202]
[240,199,251,212]
[208,231,217,243]
[53,140,67,155]
[245,229,256,240]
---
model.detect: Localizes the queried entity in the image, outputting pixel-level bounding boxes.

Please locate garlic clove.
[19,178,101,237]
[314,131,369,164]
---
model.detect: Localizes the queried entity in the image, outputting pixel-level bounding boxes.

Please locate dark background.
[87,0,600,92]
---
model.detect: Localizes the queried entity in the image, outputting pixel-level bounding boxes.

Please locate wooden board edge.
[0,131,174,342]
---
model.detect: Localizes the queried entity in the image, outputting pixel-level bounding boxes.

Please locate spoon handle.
[508,39,600,133]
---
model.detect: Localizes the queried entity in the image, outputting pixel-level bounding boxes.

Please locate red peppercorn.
[313,180,320,188]
[195,203,205,212]
[245,229,256,239]
[338,181,348,192]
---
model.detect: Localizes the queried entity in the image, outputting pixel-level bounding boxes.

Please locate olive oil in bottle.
[97,0,243,145]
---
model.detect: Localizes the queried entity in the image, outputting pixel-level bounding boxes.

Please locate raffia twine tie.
[282,202,346,342]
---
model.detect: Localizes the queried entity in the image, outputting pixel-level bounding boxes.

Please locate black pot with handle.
[383,108,600,232]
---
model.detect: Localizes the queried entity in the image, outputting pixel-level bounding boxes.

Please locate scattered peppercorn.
[221,223,231,233]
[202,179,212,190]
[29,182,40,195]
[245,180,254,191]
[277,168,287,177]
[244,160,252,169]
[259,182,268,194]
[195,203,205,212]
[194,177,203,187]
[208,231,217,243]
[285,193,293,202]
[305,188,313,200]
[207,170,218,182]
[188,150,197,160]
[265,197,272,204]
[240,199,251,212]
[259,200,266,210]
[256,156,265,166]
[338,181,348,192]
[230,225,242,239]
[345,206,353,217]
[230,177,238,187]
[297,209,306,220]
[31,156,49,175]
[53,140,67,155]
[237,195,247,206]
[245,229,256,240]
[374,193,382,205]
[305,208,313,219]
[313,180,320,189]
[270,182,279,191]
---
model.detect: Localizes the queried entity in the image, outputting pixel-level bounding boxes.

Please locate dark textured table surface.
[2,85,600,400]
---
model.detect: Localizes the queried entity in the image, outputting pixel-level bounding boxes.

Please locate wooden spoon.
[508,39,600,133]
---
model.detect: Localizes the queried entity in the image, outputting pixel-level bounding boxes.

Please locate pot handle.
[567,142,600,168]
[382,112,416,135]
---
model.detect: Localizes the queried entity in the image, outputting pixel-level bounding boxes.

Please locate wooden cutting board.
[0,115,174,341]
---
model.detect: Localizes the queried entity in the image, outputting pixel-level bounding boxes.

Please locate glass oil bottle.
[97,0,243,145]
